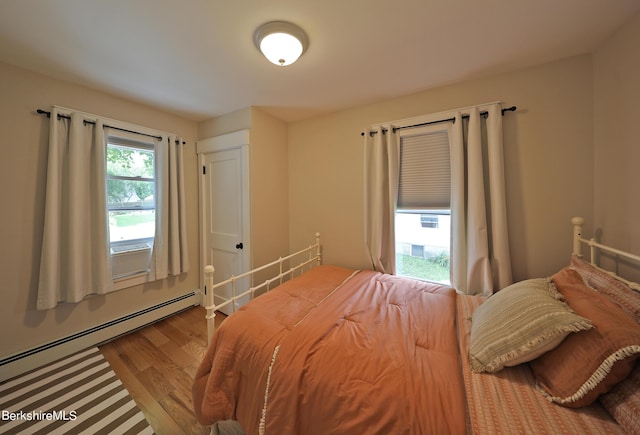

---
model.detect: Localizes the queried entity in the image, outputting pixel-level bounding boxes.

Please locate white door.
[201,143,250,315]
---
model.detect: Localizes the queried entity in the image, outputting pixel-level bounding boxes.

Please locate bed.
[192,218,640,434]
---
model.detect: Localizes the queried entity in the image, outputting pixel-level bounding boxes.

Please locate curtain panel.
[450,105,513,295]
[37,108,189,310]
[150,135,190,280]
[37,109,113,310]
[363,125,399,274]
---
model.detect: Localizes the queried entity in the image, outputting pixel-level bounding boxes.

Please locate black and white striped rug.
[0,347,153,434]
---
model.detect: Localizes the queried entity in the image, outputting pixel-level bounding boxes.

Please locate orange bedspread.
[193,265,467,434]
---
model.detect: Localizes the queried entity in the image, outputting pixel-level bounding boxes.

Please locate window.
[396,210,450,283]
[395,126,451,284]
[106,137,156,280]
[420,214,439,228]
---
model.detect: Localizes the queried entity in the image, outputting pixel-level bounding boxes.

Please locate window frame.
[106,135,158,289]
[395,122,453,284]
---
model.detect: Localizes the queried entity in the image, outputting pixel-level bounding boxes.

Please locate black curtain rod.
[36,109,185,144]
[361,105,517,137]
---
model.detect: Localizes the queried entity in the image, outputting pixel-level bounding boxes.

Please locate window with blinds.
[395,126,451,284]
[397,130,450,209]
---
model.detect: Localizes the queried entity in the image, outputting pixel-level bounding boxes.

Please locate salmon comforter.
[192,265,467,434]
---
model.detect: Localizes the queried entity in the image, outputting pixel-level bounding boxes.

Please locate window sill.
[113,272,149,291]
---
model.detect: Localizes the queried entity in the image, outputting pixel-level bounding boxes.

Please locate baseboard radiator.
[0,290,200,382]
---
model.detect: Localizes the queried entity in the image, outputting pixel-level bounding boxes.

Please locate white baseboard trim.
[0,290,202,382]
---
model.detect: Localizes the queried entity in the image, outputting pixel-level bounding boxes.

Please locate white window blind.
[398,130,450,209]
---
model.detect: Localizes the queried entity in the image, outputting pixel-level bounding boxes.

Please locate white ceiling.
[1,0,639,122]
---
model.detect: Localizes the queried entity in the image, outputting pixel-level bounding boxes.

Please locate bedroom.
[0,0,639,433]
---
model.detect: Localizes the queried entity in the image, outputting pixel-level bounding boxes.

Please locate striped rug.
[0,347,153,434]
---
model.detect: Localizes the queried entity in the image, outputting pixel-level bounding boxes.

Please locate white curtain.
[37,109,190,310]
[363,125,399,274]
[363,103,512,295]
[450,104,513,295]
[37,109,113,310]
[149,135,190,279]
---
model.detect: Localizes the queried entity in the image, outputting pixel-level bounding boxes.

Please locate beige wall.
[0,62,199,357]
[288,54,595,282]
[593,12,640,280]
[196,107,289,275]
[249,108,290,266]
[198,107,251,139]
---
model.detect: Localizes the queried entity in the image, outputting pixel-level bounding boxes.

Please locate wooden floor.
[99,306,225,435]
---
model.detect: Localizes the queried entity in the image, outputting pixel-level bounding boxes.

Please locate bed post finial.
[571,217,584,257]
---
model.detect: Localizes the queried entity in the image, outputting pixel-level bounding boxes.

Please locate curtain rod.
[361,105,517,137]
[36,109,185,144]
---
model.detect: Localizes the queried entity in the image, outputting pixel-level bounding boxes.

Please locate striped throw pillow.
[470,278,593,373]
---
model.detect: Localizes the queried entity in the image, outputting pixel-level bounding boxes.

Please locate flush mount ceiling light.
[254,21,309,66]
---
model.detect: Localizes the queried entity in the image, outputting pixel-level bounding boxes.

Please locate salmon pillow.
[530,268,640,408]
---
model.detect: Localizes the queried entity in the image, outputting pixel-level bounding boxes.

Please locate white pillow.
[469,278,593,373]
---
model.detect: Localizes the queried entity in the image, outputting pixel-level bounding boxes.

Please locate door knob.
[236,242,244,250]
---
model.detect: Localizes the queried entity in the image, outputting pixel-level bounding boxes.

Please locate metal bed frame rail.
[572,217,640,291]
[204,233,321,342]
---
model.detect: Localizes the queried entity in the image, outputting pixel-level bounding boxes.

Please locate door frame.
[196,129,251,308]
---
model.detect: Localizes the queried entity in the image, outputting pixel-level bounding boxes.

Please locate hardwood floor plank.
[101,343,184,434]
[154,318,193,346]
[140,322,173,347]
[159,341,201,378]
[168,309,209,343]
[160,392,210,435]
[130,331,182,372]
[99,306,224,434]
[138,365,177,400]
[112,333,152,373]
[181,341,208,370]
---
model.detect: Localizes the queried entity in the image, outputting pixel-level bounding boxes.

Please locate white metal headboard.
[571,217,640,290]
